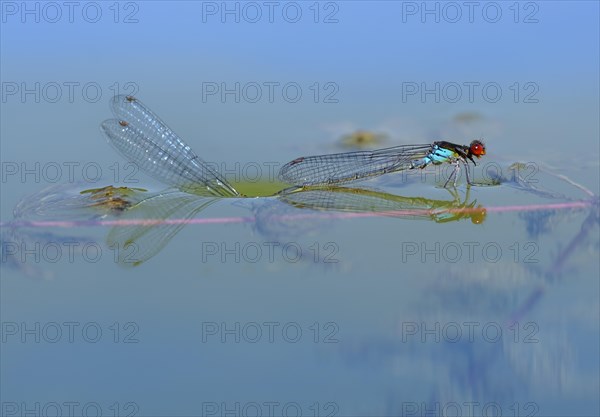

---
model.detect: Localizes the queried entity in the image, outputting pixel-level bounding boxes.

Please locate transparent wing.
[106,190,218,267]
[278,144,433,186]
[278,187,433,218]
[101,95,239,197]
[277,187,483,223]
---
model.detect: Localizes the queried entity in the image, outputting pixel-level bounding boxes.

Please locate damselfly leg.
[443,158,473,188]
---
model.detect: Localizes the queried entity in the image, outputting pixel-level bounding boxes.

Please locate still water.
[1,1,599,416]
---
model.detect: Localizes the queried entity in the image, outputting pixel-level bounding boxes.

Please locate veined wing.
[106,190,218,267]
[277,187,484,223]
[278,187,434,218]
[278,144,434,186]
[101,95,239,197]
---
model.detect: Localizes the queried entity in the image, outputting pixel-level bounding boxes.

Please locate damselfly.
[277,186,487,224]
[278,140,486,188]
[101,95,240,197]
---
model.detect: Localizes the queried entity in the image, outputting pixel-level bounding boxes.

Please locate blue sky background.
[2,1,598,167]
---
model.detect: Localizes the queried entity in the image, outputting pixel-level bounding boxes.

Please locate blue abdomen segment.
[429,145,456,163]
[414,145,456,167]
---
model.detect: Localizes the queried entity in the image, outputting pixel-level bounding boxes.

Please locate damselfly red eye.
[470,140,486,157]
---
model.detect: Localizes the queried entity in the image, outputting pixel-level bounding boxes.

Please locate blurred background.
[1,1,598,416]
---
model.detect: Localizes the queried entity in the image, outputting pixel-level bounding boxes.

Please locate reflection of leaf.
[338,130,388,149]
[431,111,500,141]
[453,112,484,124]
[106,190,217,267]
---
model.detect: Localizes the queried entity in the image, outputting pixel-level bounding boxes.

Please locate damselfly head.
[469,140,486,158]
[470,207,487,224]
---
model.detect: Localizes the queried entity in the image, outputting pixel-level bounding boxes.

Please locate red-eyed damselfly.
[279,140,486,188]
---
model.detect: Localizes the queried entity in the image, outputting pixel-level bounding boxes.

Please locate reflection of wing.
[13,184,148,221]
[277,187,485,224]
[4,184,144,278]
[278,187,432,214]
[279,188,434,222]
[278,144,432,186]
[106,190,218,266]
[101,95,239,197]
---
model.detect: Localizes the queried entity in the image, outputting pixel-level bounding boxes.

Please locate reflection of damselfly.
[278,186,487,224]
[101,95,240,197]
[279,140,486,188]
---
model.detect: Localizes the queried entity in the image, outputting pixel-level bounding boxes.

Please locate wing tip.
[109,94,139,117]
